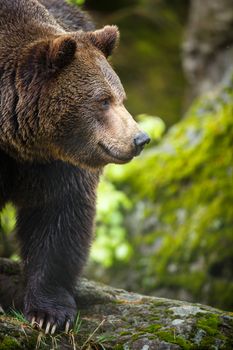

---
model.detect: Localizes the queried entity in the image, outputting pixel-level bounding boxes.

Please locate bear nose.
[134,132,150,155]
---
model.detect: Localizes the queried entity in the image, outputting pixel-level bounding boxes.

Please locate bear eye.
[101,98,111,109]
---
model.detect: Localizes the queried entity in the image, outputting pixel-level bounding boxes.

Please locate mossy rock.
[102,72,233,311]
[1,260,233,350]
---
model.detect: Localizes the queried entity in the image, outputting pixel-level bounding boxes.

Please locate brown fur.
[0,0,142,169]
[0,0,149,331]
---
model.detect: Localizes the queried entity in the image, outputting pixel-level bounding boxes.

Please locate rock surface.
[0,258,233,349]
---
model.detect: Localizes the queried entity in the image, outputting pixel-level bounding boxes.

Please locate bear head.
[16,25,150,169]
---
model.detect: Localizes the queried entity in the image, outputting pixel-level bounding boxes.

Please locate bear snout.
[133,132,151,156]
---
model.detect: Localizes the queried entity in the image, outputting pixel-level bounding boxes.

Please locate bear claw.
[65,320,70,334]
[28,313,72,334]
[51,324,57,335]
[31,316,36,326]
[24,288,76,334]
[45,321,51,334]
[39,318,44,329]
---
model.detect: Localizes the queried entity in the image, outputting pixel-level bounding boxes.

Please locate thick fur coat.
[0,0,149,332]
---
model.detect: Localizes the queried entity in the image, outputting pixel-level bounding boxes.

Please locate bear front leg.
[17,197,95,333]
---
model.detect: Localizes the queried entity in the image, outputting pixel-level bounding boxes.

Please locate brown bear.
[0,0,150,333]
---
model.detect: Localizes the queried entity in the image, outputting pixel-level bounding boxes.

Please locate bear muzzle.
[133,132,151,156]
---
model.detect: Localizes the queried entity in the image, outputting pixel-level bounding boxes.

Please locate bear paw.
[24,287,77,334]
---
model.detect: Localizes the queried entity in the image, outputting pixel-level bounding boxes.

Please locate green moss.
[113,345,124,350]
[197,314,220,336]
[119,331,131,336]
[148,316,160,321]
[198,337,219,349]
[189,313,233,349]
[131,333,141,341]
[0,336,21,350]
[156,331,192,349]
[141,324,162,333]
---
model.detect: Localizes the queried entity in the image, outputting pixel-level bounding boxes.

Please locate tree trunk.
[183,0,233,99]
[0,258,232,349]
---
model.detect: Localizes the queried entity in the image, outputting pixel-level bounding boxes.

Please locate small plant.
[72,312,82,335]
[9,308,28,324]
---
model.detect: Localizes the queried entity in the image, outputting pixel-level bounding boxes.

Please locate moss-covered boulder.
[92,72,233,311]
[1,258,233,350]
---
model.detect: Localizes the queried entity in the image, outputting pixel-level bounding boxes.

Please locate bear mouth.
[98,142,134,163]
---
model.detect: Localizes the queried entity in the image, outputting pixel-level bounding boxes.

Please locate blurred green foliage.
[68,0,85,6]
[88,74,233,311]
[91,115,165,267]
[93,180,132,267]
[0,204,16,234]
[0,204,16,258]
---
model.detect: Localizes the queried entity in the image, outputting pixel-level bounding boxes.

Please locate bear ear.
[47,35,77,71]
[19,35,77,86]
[87,25,120,58]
